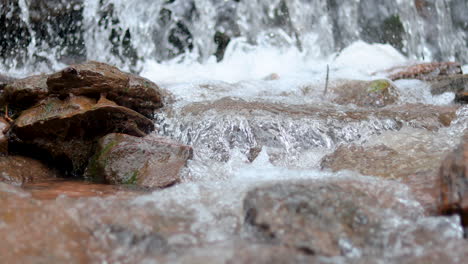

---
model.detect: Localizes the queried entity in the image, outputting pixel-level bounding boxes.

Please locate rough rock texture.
[331,79,400,107]
[0,73,15,89]
[439,133,468,230]
[430,74,468,95]
[47,61,163,117]
[86,133,193,188]
[0,117,9,154]
[9,95,154,174]
[0,156,57,185]
[243,182,386,257]
[388,62,462,81]
[2,74,49,109]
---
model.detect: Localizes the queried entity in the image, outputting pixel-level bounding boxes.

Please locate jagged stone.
[86,133,192,188]
[47,61,163,117]
[9,95,154,174]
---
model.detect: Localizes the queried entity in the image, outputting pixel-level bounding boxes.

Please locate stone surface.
[243,181,386,257]
[388,62,462,81]
[2,74,49,109]
[331,79,400,107]
[0,156,57,185]
[429,74,468,95]
[438,133,468,230]
[0,117,9,154]
[455,91,468,104]
[47,61,163,117]
[9,95,154,174]
[86,133,193,188]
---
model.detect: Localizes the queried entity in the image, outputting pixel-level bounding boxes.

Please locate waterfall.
[1,0,466,74]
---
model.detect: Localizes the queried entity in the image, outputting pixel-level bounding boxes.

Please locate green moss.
[86,140,118,182]
[124,170,139,185]
[368,80,390,93]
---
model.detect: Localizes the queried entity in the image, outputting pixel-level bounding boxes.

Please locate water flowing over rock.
[86,133,192,188]
[47,61,164,117]
[0,156,57,185]
[439,132,468,232]
[9,95,154,174]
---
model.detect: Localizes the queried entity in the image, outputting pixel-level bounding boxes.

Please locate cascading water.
[1,0,468,263]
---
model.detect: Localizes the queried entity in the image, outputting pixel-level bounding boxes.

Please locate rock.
[243,181,386,257]
[0,117,9,154]
[438,133,468,231]
[331,79,400,107]
[85,133,193,188]
[455,91,468,104]
[0,73,15,89]
[429,74,468,95]
[388,62,462,81]
[0,156,57,186]
[47,61,163,117]
[9,95,154,174]
[2,74,49,109]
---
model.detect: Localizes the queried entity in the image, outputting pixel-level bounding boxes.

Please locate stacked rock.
[0,61,192,188]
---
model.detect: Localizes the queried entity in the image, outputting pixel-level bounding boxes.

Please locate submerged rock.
[0,117,9,154]
[439,133,468,231]
[86,133,193,188]
[47,61,163,117]
[388,62,462,81]
[243,181,388,257]
[2,74,49,109]
[331,79,400,107]
[9,95,154,174]
[0,156,57,186]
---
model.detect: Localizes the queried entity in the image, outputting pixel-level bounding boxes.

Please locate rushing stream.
[1,0,468,263]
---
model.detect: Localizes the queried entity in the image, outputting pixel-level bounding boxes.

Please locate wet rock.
[0,156,57,186]
[2,74,49,109]
[85,133,193,188]
[9,95,154,174]
[429,74,468,95]
[0,73,15,89]
[0,117,9,154]
[438,133,468,231]
[47,61,163,117]
[331,79,400,107]
[388,62,462,81]
[243,182,385,257]
[455,91,468,104]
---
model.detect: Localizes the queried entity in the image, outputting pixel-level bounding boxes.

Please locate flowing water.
[1,0,468,263]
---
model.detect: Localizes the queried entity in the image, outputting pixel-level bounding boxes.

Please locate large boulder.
[85,133,193,188]
[47,61,163,117]
[0,156,57,186]
[439,133,468,231]
[0,117,9,154]
[9,95,154,174]
[331,79,400,108]
[2,74,49,109]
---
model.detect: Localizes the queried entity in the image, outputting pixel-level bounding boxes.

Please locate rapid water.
[1,0,468,262]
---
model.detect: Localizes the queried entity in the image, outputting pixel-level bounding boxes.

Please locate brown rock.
[430,74,468,95]
[0,156,57,186]
[47,61,163,117]
[86,133,193,188]
[0,73,15,89]
[9,95,154,174]
[388,62,462,81]
[243,181,386,257]
[439,133,468,230]
[455,91,468,104]
[0,117,9,154]
[2,74,49,109]
[331,79,400,107]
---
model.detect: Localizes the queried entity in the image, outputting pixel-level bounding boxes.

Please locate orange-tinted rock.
[9,95,154,174]
[86,133,193,188]
[0,117,9,154]
[388,62,462,81]
[47,61,163,117]
[2,74,49,108]
[331,79,400,107]
[439,133,468,229]
[0,156,57,185]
